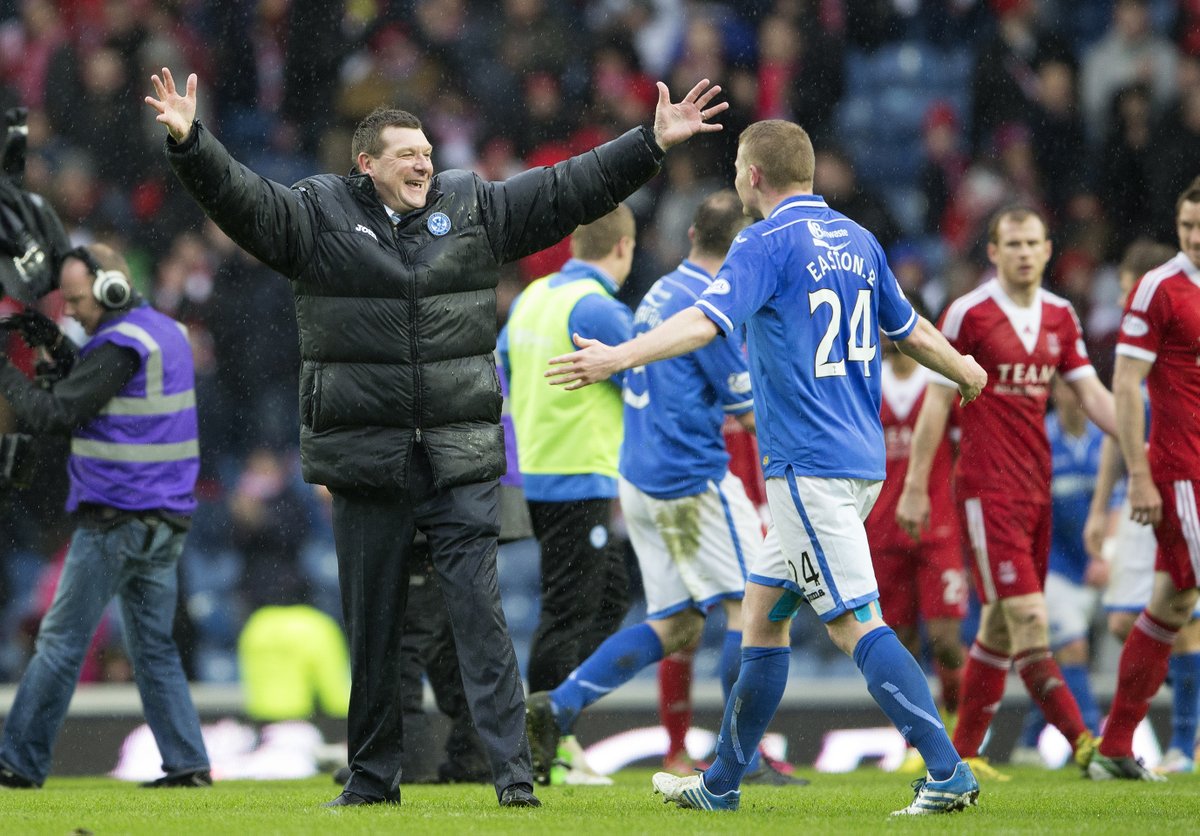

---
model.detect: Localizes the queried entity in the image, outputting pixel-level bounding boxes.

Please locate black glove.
[0,309,60,349]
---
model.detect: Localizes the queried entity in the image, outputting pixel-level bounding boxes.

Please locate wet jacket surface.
[166,122,663,492]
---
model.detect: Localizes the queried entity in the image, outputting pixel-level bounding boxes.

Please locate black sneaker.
[1087,753,1166,782]
[743,758,810,786]
[499,783,541,807]
[0,765,38,789]
[140,769,213,788]
[525,691,561,786]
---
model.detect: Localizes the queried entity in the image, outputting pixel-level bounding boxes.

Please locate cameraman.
[0,244,210,789]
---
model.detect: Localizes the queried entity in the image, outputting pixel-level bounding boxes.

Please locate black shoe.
[499,783,541,807]
[323,790,401,807]
[332,766,352,785]
[0,766,38,789]
[525,691,561,786]
[140,769,212,788]
[743,759,810,786]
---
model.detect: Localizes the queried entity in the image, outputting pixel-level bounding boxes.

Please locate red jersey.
[866,362,959,551]
[937,279,1094,503]
[1116,253,1200,482]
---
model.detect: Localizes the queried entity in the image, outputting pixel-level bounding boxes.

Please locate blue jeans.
[0,517,209,785]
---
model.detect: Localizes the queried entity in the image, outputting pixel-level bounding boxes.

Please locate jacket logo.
[355,224,378,242]
[427,212,451,236]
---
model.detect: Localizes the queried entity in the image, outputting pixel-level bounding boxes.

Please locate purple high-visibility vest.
[67,305,199,514]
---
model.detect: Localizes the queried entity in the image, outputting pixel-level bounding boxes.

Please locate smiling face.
[357,126,433,214]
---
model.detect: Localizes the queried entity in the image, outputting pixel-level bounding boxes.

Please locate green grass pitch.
[1,766,1198,835]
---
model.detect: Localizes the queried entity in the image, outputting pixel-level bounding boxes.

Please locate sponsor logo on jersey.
[426,212,452,236]
[1121,313,1150,337]
[807,220,849,240]
[355,224,378,242]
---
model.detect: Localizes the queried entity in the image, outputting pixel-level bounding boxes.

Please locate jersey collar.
[678,259,713,283]
[769,194,829,218]
[558,258,619,295]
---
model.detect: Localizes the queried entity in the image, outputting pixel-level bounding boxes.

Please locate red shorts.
[958,494,1050,604]
[873,539,969,627]
[1154,480,1200,591]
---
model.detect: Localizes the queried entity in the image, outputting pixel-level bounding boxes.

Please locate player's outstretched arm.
[144,67,197,143]
[1113,354,1160,527]
[894,317,986,405]
[547,307,718,390]
[895,381,955,541]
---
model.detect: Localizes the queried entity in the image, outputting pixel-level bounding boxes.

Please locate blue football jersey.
[620,260,754,498]
[695,196,916,480]
[1047,413,1104,585]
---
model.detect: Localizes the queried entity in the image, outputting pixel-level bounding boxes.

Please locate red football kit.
[866,362,967,626]
[936,279,1095,602]
[1116,252,1200,590]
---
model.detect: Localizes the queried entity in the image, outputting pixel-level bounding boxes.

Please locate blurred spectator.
[1080,0,1179,143]
[813,147,901,249]
[1030,59,1086,221]
[968,0,1074,155]
[1146,85,1200,240]
[228,448,313,613]
[1095,83,1157,259]
[918,100,967,236]
[754,11,844,148]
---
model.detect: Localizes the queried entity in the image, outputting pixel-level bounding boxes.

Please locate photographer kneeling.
[0,244,210,789]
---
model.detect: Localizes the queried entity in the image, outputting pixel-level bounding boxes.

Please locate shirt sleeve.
[568,294,633,348]
[0,343,140,434]
[1057,303,1096,381]
[695,326,753,414]
[876,260,917,340]
[1115,280,1162,365]
[694,234,775,336]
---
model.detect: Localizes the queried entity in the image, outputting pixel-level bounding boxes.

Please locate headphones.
[67,246,132,310]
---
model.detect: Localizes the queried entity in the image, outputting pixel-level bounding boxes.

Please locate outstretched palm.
[653,79,729,151]
[144,67,198,142]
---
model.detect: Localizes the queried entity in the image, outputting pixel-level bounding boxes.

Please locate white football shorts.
[619,470,762,619]
[1045,570,1100,649]
[1102,499,1200,616]
[751,472,883,623]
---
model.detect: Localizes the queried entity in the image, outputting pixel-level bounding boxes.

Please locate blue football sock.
[1168,652,1200,754]
[720,630,761,772]
[550,622,663,733]
[854,625,959,781]
[720,630,742,702]
[1019,706,1047,748]
[1060,662,1101,736]
[703,646,789,794]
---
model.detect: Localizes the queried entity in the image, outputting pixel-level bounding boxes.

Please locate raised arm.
[483,80,727,265]
[144,67,196,142]
[144,68,315,277]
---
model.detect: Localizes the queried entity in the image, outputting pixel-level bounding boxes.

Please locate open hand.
[545,334,624,391]
[144,67,197,143]
[652,79,729,151]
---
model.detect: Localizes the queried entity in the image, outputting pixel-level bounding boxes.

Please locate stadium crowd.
[0,0,1197,720]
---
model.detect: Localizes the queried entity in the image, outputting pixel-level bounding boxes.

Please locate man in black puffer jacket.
[146,67,727,809]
